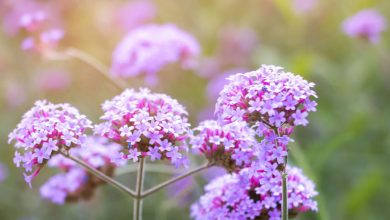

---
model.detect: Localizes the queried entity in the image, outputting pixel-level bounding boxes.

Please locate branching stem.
[133,158,145,220]
[60,151,137,198]
[141,162,214,199]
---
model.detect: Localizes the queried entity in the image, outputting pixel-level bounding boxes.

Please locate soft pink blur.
[116,0,156,31]
[35,69,72,92]
[4,81,27,108]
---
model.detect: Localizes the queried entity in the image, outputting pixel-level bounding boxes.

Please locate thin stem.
[273,128,288,220]
[282,156,288,220]
[45,48,127,90]
[64,48,127,90]
[141,162,214,199]
[115,164,185,176]
[133,158,145,220]
[60,151,137,198]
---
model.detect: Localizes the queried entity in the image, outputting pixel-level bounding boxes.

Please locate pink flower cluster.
[111,24,201,85]
[2,0,64,53]
[9,100,92,187]
[95,88,191,167]
[191,120,259,172]
[192,65,318,219]
[215,65,317,129]
[40,137,121,204]
[342,9,387,44]
[191,165,318,219]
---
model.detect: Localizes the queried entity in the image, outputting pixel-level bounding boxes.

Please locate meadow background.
[0,0,389,219]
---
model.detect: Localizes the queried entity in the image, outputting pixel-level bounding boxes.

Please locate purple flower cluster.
[191,120,259,172]
[342,9,387,44]
[1,0,64,53]
[8,100,92,187]
[40,136,121,204]
[191,165,318,220]
[95,88,191,167]
[111,24,200,85]
[192,65,318,219]
[215,65,317,129]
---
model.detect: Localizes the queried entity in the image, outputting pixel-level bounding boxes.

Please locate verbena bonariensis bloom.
[215,65,317,131]
[342,9,387,43]
[191,120,260,172]
[1,0,64,53]
[191,165,318,220]
[110,24,201,85]
[8,100,92,187]
[95,88,191,168]
[40,136,121,204]
[21,28,64,53]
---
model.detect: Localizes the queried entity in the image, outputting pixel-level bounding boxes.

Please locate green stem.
[60,151,137,198]
[45,47,127,90]
[141,162,214,199]
[115,164,183,176]
[273,128,288,220]
[282,156,288,220]
[134,158,145,220]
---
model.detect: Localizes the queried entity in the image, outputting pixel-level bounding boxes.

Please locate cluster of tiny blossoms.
[1,0,64,53]
[40,137,121,204]
[95,88,191,168]
[215,65,317,129]
[192,65,318,219]
[191,120,260,172]
[191,165,318,220]
[8,100,92,187]
[111,24,200,85]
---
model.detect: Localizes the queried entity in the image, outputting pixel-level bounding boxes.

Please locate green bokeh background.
[1,0,389,219]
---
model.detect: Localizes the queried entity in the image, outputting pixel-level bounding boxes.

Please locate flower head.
[95,88,191,167]
[2,0,64,53]
[111,24,200,85]
[8,100,92,187]
[342,9,387,43]
[191,165,318,220]
[40,136,120,204]
[191,120,259,172]
[215,65,317,132]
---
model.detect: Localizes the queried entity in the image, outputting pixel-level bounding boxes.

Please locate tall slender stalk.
[133,158,145,220]
[60,151,137,198]
[282,156,288,220]
[273,128,288,220]
[141,162,214,199]
[45,47,127,90]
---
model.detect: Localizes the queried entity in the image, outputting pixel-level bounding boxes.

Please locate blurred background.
[0,0,389,219]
